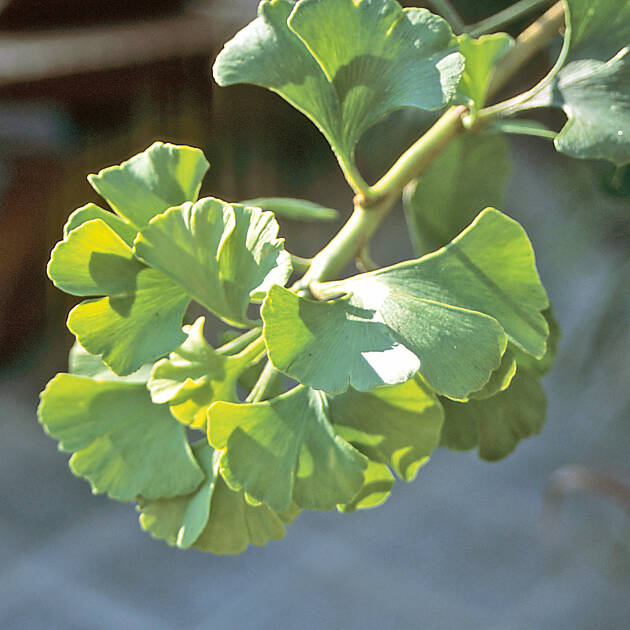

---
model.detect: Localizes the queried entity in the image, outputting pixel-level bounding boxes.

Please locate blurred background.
[1,0,629,628]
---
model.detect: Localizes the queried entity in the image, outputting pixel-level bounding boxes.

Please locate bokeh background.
[1,1,629,628]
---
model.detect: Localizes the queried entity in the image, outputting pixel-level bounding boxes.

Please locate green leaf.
[48,218,190,375]
[38,373,204,501]
[88,141,210,227]
[528,0,630,164]
[241,197,339,222]
[439,368,546,461]
[403,132,511,255]
[64,203,138,247]
[208,386,367,512]
[468,349,517,400]
[134,198,292,327]
[213,0,463,183]
[148,317,264,430]
[330,377,444,481]
[456,33,514,113]
[510,307,560,377]
[138,440,297,553]
[68,341,153,383]
[337,460,394,513]
[264,209,548,398]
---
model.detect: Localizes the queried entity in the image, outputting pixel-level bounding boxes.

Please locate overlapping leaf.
[134,198,292,327]
[264,208,549,399]
[440,308,559,460]
[138,441,298,554]
[38,370,204,501]
[208,386,368,513]
[213,0,463,181]
[527,0,630,164]
[403,131,511,255]
[88,141,209,227]
[148,317,265,429]
[48,218,190,375]
[456,33,514,115]
[439,368,546,461]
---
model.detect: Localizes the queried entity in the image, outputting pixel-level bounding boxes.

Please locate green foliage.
[214,0,464,186]
[40,0,630,554]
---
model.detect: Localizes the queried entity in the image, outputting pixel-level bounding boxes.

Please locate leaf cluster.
[39,0,630,554]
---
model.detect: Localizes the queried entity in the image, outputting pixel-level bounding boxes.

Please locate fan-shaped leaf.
[213,0,463,183]
[88,141,209,227]
[134,198,292,327]
[138,440,297,553]
[208,386,367,512]
[38,373,203,501]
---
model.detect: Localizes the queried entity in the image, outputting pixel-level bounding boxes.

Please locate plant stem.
[246,360,280,403]
[291,254,313,274]
[487,1,565,98]
[296,5,565,288]
[216,327,261,355]
[467,0,555,38]
[428,0,466,34]
[366,105,467,202]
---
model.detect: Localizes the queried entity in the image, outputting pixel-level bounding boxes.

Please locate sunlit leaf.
[208,386,367,512]
[403,132,511,255]
[48,219,189,375]
[213,0,463,182]
[264,209,548,398]
[64,203,138,247]
[439,368,546,461]
[134,198,292,327]
[88,141,209,227]
[138,440,297,553]
[337,460,394,513]
[241,197,339,222]
[68,341,153,383]
[148,317,264,429]
[527,0,630,164]
[330,377,444,481]
[38,373,203,501]
[456,33,514,114]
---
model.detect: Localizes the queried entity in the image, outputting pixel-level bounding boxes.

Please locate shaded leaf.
[138,440,297,553]
[528,0,630,164]
[456,33,514,114]
[64,203,138,247]
[241,197,339,221]
[468,349,517,400]
[440,368,546,461]
[68,341,153,383]
[38,373,203,501]
[148,317,265,429]
[264,209,548,398]
[403,132,511,255]
[134,198,292,327]
[213,0,463,181]
[208,386,367,512]
[330,377,444,481]
[88,141,209,227]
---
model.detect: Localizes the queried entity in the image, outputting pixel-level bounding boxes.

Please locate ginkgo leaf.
[264,208,548,398]
[134,198,292,327]
[330,377,444,481]
[526,0,630,164]
[64,203,138,247]
[68,341,153,383]
[148,317,265,429]
[213,0,463,185]
[403,132,511,255]
[467,349,517,401]
[38,373,204,501]
[88,141,209,227]
[208,386,367,513]
[337,460,394,513]
[439,368,546,461]
[456,32,514,114]
[138,440,297,553]
[48,218,190,375]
